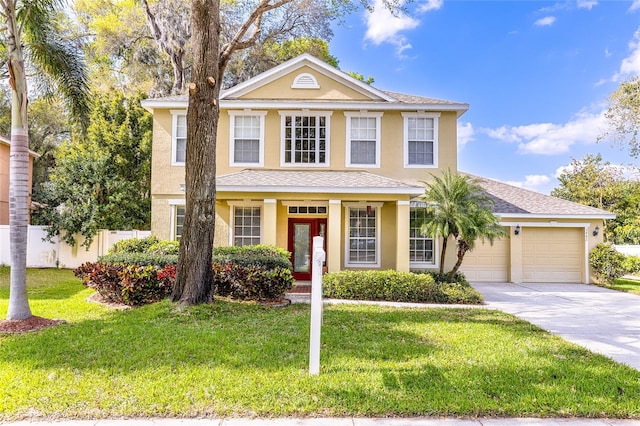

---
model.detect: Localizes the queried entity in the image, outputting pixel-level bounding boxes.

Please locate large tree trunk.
[5,2,33,321]
[171,0,221,305]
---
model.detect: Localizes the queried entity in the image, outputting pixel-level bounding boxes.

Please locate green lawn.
[1,266,640,420]
[610,277,640,296]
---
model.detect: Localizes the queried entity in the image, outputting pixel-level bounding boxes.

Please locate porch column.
[327,199,341,272]
[263,199,277,246]
[396,200,410,272]
[510,225,522,283]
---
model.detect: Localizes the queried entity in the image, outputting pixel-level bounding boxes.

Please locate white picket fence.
[614,245,640,257]
[0,225,152,269]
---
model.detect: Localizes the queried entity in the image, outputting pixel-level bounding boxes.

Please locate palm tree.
[2,0,89,320]
[419,169,505,279]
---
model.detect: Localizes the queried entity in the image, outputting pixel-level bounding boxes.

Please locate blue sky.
[329,0,640,194]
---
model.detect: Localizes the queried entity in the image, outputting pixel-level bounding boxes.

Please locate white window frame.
[402,112,440,168]
[344,202,383,268]
[168,199,186,240]
[227,201,263,246]
[228,110,267,167]
[344,111,383,168]
[279,110,332,167]
[171,110,187,166]
[409,205,437,268]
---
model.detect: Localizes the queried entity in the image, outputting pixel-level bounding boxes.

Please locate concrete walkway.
[472,283,640,370]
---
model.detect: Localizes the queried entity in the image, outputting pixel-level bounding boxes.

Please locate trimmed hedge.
[322,270,483,304]
[214,262,293,301]
[74,263,174,306]
[98,253,178,267]
[78,243,294,306]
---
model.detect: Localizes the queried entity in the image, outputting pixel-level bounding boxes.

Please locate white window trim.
[344,111,383,168]
[168,200,186,241]
[409,206,438,269]
[226,200,264,246]
[279,110,332,168]
[402,112,440,169]
[344,202,383,268]
[170,110,187,166]
[228,110,267,167]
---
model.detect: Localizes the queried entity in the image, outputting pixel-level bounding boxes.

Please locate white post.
[309,236,325,376]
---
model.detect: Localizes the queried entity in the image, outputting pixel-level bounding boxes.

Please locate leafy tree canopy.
[551,154,640,244]
[600,76,640,158]
[36,92,152,248]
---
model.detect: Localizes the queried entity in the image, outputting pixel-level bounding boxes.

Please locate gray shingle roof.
[217,170,424,195]
[469,174,615,218]
[382,90,465,106]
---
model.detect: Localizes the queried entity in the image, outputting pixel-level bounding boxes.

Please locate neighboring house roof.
[0,135,40,158]
[217,169,424,195]
[470,174,616,219]
[140,54,469,116]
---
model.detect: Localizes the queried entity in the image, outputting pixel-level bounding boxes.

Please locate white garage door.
[522,227,584,283]
[460,235,509,282]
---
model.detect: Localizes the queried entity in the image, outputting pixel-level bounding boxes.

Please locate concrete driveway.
[472,282,640,370]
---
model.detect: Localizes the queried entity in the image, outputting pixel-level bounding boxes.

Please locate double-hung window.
[409,205,435,266]
[345,203,382,267]
[280,111,331,166]
[229,111,266,167]
[171,111,187,166]
[233,206,261,246]
[345,112,382,167]
[402,112,440,167]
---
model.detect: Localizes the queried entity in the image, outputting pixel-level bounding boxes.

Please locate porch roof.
[216,169,424,195]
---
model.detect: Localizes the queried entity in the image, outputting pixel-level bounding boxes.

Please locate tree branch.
[219,0,294,67]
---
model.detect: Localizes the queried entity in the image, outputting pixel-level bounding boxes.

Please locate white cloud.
[481,110,606,155]
[418,0,443,13]
[535,16,557,27]
[613,28,640,81]
[363,0,442,57]
[457,121,474,149]
[577,0,598,10]
[630,0,640,12]
[505,175,552,192]
[364,0,420,55]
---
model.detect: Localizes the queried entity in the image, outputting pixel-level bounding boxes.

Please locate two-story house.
[142,54,613,284]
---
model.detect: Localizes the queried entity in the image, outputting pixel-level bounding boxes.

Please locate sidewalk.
[4,418,640,426]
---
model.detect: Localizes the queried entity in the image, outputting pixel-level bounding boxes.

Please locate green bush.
[214,262,294,301]
[148,240,180,255]
[213,244,291,268]
[322,270,483,304]
[590,243,627,284]
[74,262,175,306]
[98,252,178,267]
[622,255,640,275]
[423,271,470,285]
[107,235,160,255]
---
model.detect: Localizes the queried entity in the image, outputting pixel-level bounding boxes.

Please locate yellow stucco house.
[142,54,613,284]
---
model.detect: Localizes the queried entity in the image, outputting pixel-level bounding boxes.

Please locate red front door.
[288,218,327,281]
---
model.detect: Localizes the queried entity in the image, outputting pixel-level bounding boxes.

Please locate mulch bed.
[0,316,66,334]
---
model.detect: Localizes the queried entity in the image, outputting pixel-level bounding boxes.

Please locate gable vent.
[291,72,320,89]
